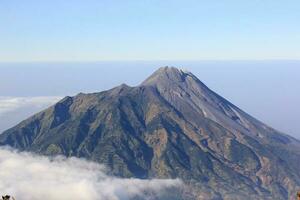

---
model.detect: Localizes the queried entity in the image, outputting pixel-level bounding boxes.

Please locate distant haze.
[0,61,299,139]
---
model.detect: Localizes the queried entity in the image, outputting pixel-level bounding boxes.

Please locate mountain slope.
[1,67,300,199]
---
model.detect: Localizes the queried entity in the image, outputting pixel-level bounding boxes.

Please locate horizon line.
[1,59,300,64]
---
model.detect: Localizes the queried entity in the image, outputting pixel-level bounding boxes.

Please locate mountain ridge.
[1,66,300,199]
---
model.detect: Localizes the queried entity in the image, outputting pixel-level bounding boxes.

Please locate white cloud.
[0,96,62,133]
[0,147,182,200]
[0,96,62,116]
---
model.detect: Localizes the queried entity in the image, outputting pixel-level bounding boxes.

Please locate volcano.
[1,67,300,199]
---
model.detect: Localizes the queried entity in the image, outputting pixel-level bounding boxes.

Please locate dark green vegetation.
[1,67,300,199]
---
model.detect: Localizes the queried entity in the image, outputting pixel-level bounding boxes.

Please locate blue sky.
[0,0,300,61]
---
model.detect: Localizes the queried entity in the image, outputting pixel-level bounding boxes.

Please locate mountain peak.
[156,66,190,74]
[141,66,194,86]
[1,66,300,200]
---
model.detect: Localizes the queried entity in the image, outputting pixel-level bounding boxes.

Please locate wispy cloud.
[0,96,62,133]
[0,147,182,200]
[0,96,62,115]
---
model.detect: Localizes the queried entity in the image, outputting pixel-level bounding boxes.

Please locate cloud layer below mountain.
[0,96,61,133]
[0,96,61,115]
[0,147,182,200]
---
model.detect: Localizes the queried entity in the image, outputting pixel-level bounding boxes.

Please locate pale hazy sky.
[0,61,299,139]
[0,0,300,61]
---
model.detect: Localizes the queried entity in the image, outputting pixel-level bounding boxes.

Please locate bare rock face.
[1,67,300,199]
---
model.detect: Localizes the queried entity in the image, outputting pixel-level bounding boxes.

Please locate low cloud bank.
[0,147,182,200]
[0,96,61,133]
[0,96,61,115]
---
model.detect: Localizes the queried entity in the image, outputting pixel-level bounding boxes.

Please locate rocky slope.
[1,67,300,199]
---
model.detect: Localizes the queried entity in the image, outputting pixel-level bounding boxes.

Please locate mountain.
[1,67,300,199]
